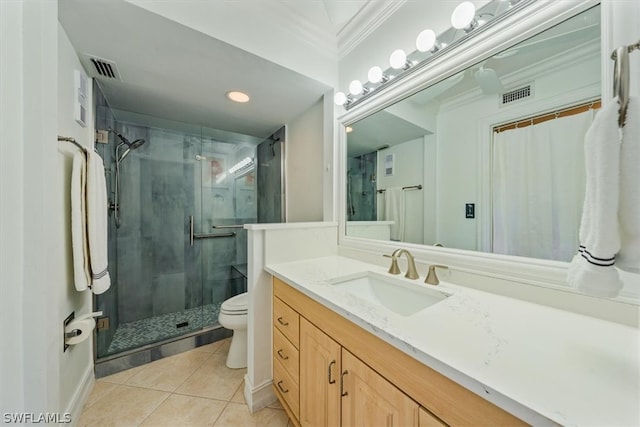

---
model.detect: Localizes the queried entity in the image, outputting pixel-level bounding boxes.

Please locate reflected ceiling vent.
[82,55,122,81]
[500,84,533,106]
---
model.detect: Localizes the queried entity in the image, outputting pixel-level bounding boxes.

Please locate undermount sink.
[329,271,449,316]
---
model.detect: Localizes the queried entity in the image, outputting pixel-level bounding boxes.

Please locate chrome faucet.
[425,265,448,285]
[386,249,419,280]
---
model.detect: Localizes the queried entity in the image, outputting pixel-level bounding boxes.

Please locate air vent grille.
[501,85,532,105]
[82,55,122,81]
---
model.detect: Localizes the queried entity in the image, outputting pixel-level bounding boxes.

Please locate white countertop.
[265,255,640,426]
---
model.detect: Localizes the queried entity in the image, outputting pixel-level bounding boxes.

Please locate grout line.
[210,380,244,427]
[135,391,171,427]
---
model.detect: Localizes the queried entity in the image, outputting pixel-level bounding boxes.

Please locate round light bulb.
[389,49,407,69]
[368,66,384,84]
[334,91,347,106]
[226,91,250,103]
[349,79,363,95]
[451,1,476,30]
[345,126,353,133]
[416,29,437,52]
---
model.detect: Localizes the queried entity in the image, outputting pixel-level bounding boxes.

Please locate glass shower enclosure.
[94,87,278,363]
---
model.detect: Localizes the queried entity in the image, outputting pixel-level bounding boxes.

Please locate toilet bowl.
[218,292,248,369]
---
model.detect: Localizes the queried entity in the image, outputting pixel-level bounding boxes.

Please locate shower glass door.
[94,102,258,359]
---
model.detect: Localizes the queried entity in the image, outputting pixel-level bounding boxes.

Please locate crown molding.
[337,0,407,59]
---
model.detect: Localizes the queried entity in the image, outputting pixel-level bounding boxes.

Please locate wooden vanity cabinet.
[299,318,341,427]
[272,296,301,424]
[273,277,524,427]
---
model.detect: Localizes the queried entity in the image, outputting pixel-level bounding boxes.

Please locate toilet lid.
[221,292,248,313]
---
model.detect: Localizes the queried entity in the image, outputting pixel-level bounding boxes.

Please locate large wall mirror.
[344,4,600,262]
[340,1,640,302]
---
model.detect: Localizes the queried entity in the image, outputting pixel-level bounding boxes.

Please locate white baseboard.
[244,374,276,413]
[65,365,94,427]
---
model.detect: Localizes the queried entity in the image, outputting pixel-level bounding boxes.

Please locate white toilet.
[218,292,248,369]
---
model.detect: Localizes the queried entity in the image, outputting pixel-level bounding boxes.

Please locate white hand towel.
[568,100,623,297]
[71,151,91,291]
[384,187,405,242]
[617,97,640,273]
[86,151,111,295]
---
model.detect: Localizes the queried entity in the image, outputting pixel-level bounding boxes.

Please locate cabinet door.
[341,349,419,427]
[300,318,341,427]
[419,407,447,427]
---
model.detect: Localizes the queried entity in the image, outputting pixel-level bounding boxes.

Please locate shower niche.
[93,83,283,368]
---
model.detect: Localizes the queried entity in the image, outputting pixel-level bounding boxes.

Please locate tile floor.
[79,338,292,427]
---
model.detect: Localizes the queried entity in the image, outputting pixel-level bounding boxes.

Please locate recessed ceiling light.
[226,91,250,103]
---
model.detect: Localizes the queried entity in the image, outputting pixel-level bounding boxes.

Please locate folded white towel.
[86,151,111,295]
[384,187,405,242]
[568,99,623,297]
[618,97,640,273]
[71,151,91,291]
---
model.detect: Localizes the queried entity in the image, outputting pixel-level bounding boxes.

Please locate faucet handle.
[425,264,448,285]
[383,254,401,275]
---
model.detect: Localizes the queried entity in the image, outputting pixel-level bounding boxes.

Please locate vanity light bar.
[334,0,534,109]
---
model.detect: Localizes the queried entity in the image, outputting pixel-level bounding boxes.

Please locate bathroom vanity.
[266,256,639,426]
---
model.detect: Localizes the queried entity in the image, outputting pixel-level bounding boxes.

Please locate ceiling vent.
[500,84,533,106]
[82,55,122,81]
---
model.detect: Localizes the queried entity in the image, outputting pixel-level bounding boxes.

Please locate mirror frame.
[336,0,639,303]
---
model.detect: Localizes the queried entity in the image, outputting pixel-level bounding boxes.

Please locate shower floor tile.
[106,303,222,356]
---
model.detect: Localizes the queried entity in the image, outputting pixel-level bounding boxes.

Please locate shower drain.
[176,321,189,329]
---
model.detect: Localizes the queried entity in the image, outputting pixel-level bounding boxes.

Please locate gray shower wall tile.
[153,272,186,317]
[117,235,154,323]
[184,237,203,310]
[150,159,188,275]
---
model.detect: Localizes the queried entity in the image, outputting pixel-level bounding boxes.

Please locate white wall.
[376,138,424,244]
[0,0,61,417]
[286,97,325,222]
[57,24,96,418]
[245,223,338,412]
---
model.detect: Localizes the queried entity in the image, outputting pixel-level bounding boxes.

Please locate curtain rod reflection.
[493,99,601,133]
[377,185,423,194]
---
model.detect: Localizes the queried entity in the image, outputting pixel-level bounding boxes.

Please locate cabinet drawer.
[274,357,300,420]
[274,297,299,348]
[273,327,299,383]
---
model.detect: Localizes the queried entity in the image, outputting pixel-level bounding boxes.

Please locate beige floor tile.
[83,381,119,409]
[140,394,227,427]
[230,382,246,404]
[175,353,245,401]
[215,338,231,354]
[98,364,145,385]
[126,350,211,392]
[77,385,168,427]
[267,398,283,410]
[213,403,289,427]
[193,339,226,353]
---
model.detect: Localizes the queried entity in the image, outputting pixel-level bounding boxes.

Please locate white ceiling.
[59,0,367,139]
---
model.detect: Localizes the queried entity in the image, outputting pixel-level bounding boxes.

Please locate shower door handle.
[190,215,236,247]
[190,215,195,246]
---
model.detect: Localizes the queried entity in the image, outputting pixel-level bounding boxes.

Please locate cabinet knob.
[276,317,289,326]
[277,349,289,360]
